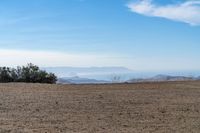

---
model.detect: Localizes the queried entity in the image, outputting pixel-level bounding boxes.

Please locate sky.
[0,0,200,72]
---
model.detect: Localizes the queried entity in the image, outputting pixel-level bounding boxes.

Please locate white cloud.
[127,0,200,25]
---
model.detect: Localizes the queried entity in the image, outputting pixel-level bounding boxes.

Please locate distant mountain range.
[57,76,110,84]
[44,66,133,76]
[128,75,200,83]
[43,66,134,81]
[57,74,200,84]
[43,67,200,84]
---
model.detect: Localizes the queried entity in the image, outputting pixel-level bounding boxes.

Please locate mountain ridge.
[128,74,198,83]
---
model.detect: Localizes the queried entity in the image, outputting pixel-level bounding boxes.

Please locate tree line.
[0,63,57,84]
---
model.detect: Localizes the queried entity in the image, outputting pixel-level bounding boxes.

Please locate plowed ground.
[0,81,200,133]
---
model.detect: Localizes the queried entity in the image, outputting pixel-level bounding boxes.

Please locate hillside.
[57,76,110,84]
[128,75,196,83]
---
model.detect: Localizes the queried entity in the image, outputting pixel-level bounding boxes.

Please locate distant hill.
[57,76,110,84]
[43,67,133,79]
[43,67,200,84]
[44,67,132,76]
[128,74,196,83]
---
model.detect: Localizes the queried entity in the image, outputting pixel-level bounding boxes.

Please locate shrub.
[0,63,57,84]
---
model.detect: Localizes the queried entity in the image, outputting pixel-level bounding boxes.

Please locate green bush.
[0,63,57,84]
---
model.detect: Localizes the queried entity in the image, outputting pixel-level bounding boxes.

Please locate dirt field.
[0,81,200,133]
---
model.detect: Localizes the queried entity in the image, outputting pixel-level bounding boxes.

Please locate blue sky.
[0,0,200,71]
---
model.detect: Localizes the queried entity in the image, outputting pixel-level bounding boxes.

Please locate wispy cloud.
[0,49,131,68]
[127,0,200,25]
[0,49,199,71]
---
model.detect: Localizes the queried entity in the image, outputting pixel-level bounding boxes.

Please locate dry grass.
[0,81,200,133]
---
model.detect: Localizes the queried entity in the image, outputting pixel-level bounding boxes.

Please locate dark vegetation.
[0,63,57,84]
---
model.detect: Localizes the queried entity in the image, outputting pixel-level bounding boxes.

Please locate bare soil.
[0,81,200,133]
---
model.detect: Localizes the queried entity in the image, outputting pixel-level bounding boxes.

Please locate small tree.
[0,67,13,82]
[20,63,40,83]
[110,74,122,83]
